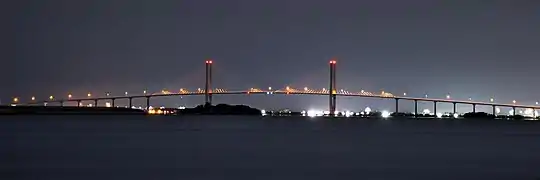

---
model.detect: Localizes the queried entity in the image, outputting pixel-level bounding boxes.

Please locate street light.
[490,98,494,102]
[536,102,539,105]
[143,90,147,94]
[403,92,407,96]
[468,97,472,101]
[446,94,451,99]
[106,92,110,97]
[13,97,19,103]
[49,96,54,100]
[87,93,92,98]
[125,92,128,96]
[268,87,272,91]
[68,94,73,99]
[31,96,35,101]
[513,100,516,104]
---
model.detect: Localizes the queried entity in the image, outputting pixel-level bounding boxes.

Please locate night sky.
[2,0,540,112]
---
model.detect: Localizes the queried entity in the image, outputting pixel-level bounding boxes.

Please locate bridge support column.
[453,102,457,115]
[129,98,133,108]
[433,101,437,116]
[77,100,81,107]
[205,60,213,106]
[512,107,516,116]
[146,97,150,111]
[112,98,115,107]
[414,100,418,117]
[94,99,98,107]
[492,105,496,117]
[395,98,399,113]
[329,60,337,116]
[472,104,476,113]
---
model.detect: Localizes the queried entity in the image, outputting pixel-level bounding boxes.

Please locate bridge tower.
[205,60,213,105]
[329,60,337,116]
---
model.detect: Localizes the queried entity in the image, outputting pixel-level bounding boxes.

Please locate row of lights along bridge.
[9,60,540,116]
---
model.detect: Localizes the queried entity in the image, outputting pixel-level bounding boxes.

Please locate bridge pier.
[395,98,399,113]
[77,100,81,107]
[112,98,116,107]
[453,102,457,115]
[433,101,437,116]
[146,96,150,111]
[492,105,496,117]
[472,104,476,113]
[129,97,133,108]
[329,60,337,116]
[205,60,213,105]
[414,100,418,117]
[94,99,98,107]
[512,107,516,116]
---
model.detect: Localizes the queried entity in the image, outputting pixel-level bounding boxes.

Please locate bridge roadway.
[25,89,540,115]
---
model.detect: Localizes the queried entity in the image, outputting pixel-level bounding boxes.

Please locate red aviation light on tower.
[329,60,337,64]
[206,60,213,64]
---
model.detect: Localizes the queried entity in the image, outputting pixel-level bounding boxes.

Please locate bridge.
[10,60,540,117]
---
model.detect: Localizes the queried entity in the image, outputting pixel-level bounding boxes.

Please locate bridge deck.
[23,90,540,109]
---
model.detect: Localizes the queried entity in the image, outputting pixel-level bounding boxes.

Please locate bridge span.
[10,60,540,117]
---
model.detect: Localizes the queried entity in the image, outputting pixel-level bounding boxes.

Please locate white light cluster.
[381,111,391,118]
[306,110,324,117]
[364,107,372,114]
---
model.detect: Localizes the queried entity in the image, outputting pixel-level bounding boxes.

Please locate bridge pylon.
[205,60,213,105]
[329,60,337,116]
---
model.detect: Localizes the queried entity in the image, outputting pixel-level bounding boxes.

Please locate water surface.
[2,116,540,179]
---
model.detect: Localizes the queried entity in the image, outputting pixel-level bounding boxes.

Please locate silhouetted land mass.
[462,112,492,119]
[391,112,415,117]
[462,112,528,120]
[0,106,145,115]
[177,103,261,115]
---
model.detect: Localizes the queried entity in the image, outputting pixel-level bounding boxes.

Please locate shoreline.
[1,105,538,122]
